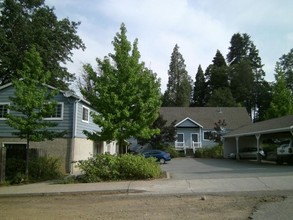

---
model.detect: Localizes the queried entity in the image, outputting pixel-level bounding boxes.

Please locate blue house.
[160,107,252,154]
[0,82,117,175]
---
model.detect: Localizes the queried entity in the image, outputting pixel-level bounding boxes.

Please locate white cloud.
[46,0,293,92]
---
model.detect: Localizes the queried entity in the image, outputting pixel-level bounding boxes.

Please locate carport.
[223,115,293,161]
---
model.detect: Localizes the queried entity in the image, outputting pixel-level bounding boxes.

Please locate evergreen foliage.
[162,44,192,107]
[226,33,268,119]
[192,65,206,106]
[279,48,293,93]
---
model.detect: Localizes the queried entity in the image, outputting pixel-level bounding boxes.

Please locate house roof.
[160,107,252,129]
[0,81,90,105]
[223,114,293,138]
[175,117,203,128]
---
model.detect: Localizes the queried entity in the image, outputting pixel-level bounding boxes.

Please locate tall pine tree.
[192,65,206,106]
[227,33,268,119]
[162,44,192,106]
[205,50,231,107]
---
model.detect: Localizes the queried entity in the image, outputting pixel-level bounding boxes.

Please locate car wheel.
[159,158,165,164]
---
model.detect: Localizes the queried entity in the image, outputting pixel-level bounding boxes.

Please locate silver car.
[229,147,265,159]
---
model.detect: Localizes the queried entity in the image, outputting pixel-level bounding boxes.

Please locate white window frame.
[176,133,184,147]
[0,102,10,120]
[44,102,64,120]
[82,105,90,123]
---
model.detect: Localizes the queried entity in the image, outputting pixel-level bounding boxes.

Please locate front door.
[191,133,199,148]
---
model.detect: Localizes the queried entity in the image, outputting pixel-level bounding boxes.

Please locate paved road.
[161,157,293,180]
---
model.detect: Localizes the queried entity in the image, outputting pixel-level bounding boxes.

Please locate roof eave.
[224,126,293,138]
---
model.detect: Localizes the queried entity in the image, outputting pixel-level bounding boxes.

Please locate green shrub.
[117,154,161,180]
[5,158,26,180]
[5,156,62,184]
[194,145,223,158]
[163,146,179,158]
[29,156,63,181]
[78,153,119,182]
[77,153,161,183]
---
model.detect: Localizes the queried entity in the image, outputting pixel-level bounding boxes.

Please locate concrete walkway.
[1,175,293,197]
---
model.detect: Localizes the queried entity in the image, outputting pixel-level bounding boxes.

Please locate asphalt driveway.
[160,157,293,180]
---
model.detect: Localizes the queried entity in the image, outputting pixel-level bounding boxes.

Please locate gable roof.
[175,117,203,128]
[224,114,293,138]
[0,81,90,105]
[160,107,252,129]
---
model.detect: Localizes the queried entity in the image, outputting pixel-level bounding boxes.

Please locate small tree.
[138,115,177,149]
[80,23,161,154]
[209,120,227,145]
[6,46,67,178]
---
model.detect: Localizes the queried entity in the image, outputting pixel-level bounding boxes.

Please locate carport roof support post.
[255,134,261,163]
[236,136,240,160]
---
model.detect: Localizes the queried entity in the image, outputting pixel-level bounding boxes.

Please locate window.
[82,106,89,123]
[176,133,184,147]
[203,131,216,141]
[0,103,9,119]
[44,103,63,120]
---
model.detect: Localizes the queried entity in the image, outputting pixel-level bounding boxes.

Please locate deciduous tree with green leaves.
[0,0,85,89]
[265,63,293,119]
[80,23,161,154]
[162,44,192,107]
[6,46,67,178]
[279,48,293,93]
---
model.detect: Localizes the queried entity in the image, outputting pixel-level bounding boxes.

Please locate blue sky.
[46,0,293,92]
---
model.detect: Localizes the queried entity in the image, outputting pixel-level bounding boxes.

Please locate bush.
[117,154,161,180]
[163,146,180,158]
[77,153,161,183]
[194,145,223,159]
[29,156,63,181]
[5,158,26,181]
[5,156,62,184]
[77,153,119,182]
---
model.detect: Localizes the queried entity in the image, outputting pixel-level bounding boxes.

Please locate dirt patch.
[0,193,284,220]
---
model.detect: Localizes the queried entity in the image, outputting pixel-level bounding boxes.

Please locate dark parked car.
[142,150,171,164]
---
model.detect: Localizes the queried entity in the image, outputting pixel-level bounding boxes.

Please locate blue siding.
[75,102,101,138]
[0,86,16,136]
[0,85,74,138]
[177,127,201,147]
